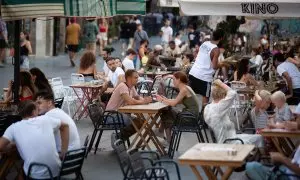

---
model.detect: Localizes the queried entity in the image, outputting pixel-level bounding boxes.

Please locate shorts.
[20,56,29,70]
[97,32,108,41]
[67,45,78,52]
[86,43,96,52]
[189,75,211,98]
[0,39,6,48]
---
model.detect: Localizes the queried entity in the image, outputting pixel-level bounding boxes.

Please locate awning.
[158,0,179,7]
[64,0,146,17]
[1,0,146,21]
[1,0,65,21]
[178,0,300,17]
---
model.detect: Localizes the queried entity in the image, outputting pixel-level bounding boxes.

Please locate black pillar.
[52,17,58,56]
[13,20,21,103]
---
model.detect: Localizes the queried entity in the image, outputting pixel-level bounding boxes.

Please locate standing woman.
[29,67,52,93]
[139,40,149,66]
[20,32,32,71]
[98,18,108,56]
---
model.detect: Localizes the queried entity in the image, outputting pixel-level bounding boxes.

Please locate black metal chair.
[83,135,89,158]
[87,103,128,154]
[168,111,206,159]
[54,98,64,109]
[136,81,152,97]
[113,139,181,180]
[59,147,86,180]
[27,163,54,180]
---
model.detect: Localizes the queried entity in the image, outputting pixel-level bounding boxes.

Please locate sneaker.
[121,51,125,57]
[70,60,75,67]
[152,128,165,139]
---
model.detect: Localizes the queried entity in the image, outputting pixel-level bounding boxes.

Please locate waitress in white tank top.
[189,29,224,105]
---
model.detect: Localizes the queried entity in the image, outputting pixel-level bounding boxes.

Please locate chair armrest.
[103,110,125,125]
[223,138,244,144]
[153,160,181,180]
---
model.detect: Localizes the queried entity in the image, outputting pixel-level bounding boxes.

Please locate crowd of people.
[1,15,300,179]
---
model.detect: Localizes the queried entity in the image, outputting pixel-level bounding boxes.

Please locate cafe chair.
[83,135,89,158]
[164,76,178,99]
[54,97,64,109]
[208,126,244,144]
[151,75,165,95]
[136,80,152,97]
[59,147,86,180]
[168,111,205,159]
[27,163,54,180]
[113,139,181,180]
[87,102,128,154]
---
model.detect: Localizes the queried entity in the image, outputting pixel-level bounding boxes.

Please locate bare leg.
[68,51,75,66]
[0,48,5,66]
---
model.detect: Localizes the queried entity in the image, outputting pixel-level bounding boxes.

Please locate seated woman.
[155,71,199,145]
[204,79,263,147]
[78,52,97,82]
[4,71,36,103]
[29,67,52,93]
[249,47,263,74]
[234,58,258,87]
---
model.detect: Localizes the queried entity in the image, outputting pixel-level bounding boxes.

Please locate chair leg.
[171,132,179,158]
[87,129,98,155]
[168,131,176,158]
[203,128,209,143]
[94,130,104,154]
[175,132,182,151]
[126,139,130,147]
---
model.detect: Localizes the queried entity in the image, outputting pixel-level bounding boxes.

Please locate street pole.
[13,20,21,103]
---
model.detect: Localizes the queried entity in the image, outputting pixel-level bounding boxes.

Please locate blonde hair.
[271,91,286,102]
[211,85,227,101]
[259,90,271,101]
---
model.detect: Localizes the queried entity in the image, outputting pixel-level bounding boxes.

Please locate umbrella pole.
[13,20,21,103]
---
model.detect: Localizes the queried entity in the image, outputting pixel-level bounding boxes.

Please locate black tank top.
[20,45,29,56]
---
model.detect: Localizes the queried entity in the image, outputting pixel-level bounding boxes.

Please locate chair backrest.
[59,147,86,177]
[175,111,198,128]
[151,75,165,95]
[87,103,104,128]
[54,98,64,109]
[127,149,146,177]
[50,77,65,98]
[112,140,131,177]
[136,80,152,96]
[208,127,217,143]
[27,163,53,180]
[71,73,85,85]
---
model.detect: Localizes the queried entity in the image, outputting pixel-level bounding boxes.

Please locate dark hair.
[188,24,194,30]
[20,71,36,95]
[18,100,36,118]
[34,91,55,103]
[103,46,115,54]
[274,53,285,63]
[169,41,175,45]
[29,67,52,93]
[175,32,180,37]
[106,57,115,63]
[212,29,224,41]
[125,69,138,80]
[173,71,188,84]
[285,47,295,59]
[70,17,76,23]
[126,48,137,56]
[21,31,30,41]
[237,58,250,81]
[183,53,194,62]
[252,47,261,55]
[140,39,149,46]
[80,52,96,70]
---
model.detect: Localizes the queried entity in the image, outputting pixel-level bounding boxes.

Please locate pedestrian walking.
[20,32,32,71]
[98,18,108,56]
[160,19,173,53]
[83,17,99,55]
[66,17,81,67]
[0,18,7,67]
[133,24,149,69]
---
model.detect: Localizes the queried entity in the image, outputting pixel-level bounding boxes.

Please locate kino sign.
[241,3,279,15]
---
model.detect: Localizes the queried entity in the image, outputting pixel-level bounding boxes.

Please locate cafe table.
[70,82,103,120]
[140,71,172,76]
[178,143,254,180]
[118,102,168,156]
[261,128,300,156]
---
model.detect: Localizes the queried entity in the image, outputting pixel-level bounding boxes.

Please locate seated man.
[0,100,69,179]
[246,103,300,180]
[146,45,166,70]
[164,41,181,58]
[106,57,125,88]
[106,69,152,138]
[35,91,80,151]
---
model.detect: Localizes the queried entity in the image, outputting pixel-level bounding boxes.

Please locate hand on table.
[143,96,152,104]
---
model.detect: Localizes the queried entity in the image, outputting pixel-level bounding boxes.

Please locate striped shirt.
[251,108,268,129]
[274,103,292,123]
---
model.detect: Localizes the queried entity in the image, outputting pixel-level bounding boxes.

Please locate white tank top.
[189,41,218,82]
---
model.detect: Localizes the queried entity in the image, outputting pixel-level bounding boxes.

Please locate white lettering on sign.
[241,3,279,15]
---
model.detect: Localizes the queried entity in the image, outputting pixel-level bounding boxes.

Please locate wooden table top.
[179,143,254,167]
[70,83,103,88]
[118,102,168,114]
[141,71,173,76]
[261,128,300,138]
